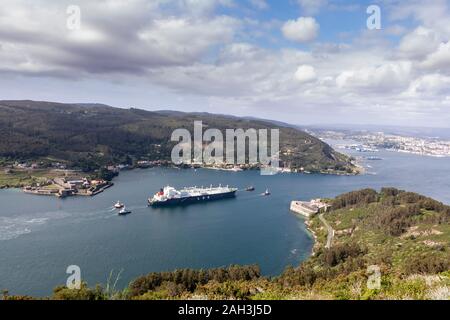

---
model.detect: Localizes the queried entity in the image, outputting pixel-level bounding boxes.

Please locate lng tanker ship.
[148,185,238,207]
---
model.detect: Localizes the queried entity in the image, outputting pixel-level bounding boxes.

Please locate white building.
[290,199,331,218]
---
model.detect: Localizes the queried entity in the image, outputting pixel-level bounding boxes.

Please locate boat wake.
[0,211,70,241]
[0,204,144,240]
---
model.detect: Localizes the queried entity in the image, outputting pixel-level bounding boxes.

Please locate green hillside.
[0,100,355,174]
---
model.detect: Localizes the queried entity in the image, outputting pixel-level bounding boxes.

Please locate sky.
[0,0,449,127]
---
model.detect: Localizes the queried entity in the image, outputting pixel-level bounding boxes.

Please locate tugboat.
[114,201,124,209]
[261,189,271,196]
[118,207,131,216]
[246,186,255,192]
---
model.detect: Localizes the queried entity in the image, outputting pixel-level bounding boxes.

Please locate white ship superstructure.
[148,185,238,206]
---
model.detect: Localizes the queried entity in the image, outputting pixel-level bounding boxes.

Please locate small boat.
[261,189,271,196]
[118,207,131,216]
[114,201,124,209]
[246,186,255,192]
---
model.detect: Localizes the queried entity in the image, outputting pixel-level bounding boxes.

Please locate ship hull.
[149,190,237,207]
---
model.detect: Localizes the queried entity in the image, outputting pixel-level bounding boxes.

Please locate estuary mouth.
[0,0,449,306]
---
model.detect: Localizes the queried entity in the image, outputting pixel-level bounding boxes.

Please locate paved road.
[319,213,334,249]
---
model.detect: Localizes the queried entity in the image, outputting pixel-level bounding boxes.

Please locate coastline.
[303,218,319,256]
[0,162,362,194]
[3,187,449,300]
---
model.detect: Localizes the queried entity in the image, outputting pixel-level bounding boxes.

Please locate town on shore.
[0,158,361,198]
[311,129,450,158]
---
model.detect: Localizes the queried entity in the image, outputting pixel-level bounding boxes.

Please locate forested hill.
[0,100,354,173]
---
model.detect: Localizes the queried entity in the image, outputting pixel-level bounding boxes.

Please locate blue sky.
[0,0,449,127]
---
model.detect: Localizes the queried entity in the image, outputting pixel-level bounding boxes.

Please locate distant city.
[307,129,450,158]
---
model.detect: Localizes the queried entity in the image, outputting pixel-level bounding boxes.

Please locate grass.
[0,168,82,188]
[0,170,44,188]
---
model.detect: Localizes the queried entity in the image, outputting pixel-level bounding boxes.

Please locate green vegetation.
[0,100,355,178]
[0,168,68,188]
[2,188,448,300]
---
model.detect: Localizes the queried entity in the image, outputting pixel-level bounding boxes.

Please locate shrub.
[322,243,366,267]
[332,189,378,209]
[52,283,106,300]
[405,255,449,275]
[128,265,260,297]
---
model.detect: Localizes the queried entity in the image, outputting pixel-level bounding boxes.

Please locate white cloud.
[218,42,265,62]
[421,41,450,73]
[294,65,317,83]
[137,16,239,65]
[177,0,235,16]
[248,0,268,10]
[405,73,450,96]
[385,25,408,36]
[296,0,327,15]
[388,0,450,37]
[0,0,241,75]
[336,62,412,92]
[282,17,319,43]
[397,26,441,59]
[0,0,450,127]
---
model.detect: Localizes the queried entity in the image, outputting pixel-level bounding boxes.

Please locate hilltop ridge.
[0,100,356,175]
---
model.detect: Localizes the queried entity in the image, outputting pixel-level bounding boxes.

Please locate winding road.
[319,213,334,249]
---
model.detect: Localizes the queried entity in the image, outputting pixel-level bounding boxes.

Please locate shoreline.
[0,163,361,193]
[303,218,319,256]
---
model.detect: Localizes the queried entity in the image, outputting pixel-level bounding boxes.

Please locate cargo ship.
[148,185,238,207]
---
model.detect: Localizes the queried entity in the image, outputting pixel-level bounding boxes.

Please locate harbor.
[2,148,450,296]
